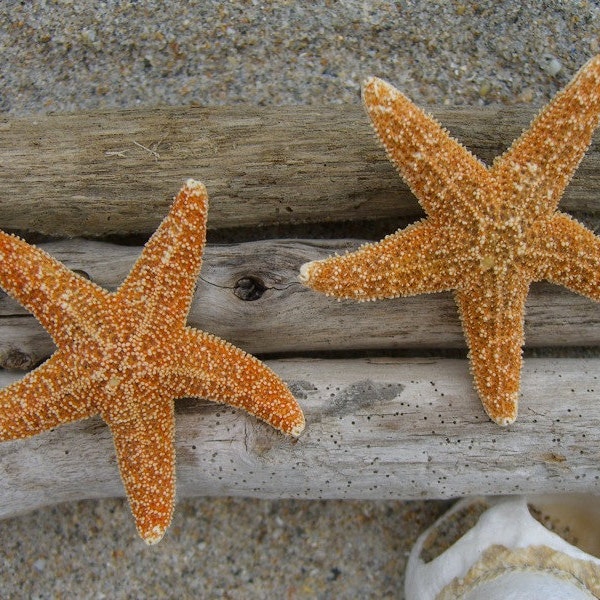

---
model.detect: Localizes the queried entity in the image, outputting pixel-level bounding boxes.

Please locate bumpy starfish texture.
[300,54,600,425]
[0,180,304,543]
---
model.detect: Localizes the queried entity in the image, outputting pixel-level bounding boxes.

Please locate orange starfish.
[0,180,304,543]
[300,54,600,426]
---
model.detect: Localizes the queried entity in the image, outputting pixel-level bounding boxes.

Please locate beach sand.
[0,2,598,597]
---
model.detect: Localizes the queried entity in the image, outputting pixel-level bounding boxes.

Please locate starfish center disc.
[475,216,527,274]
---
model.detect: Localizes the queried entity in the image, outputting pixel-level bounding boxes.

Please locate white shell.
[405,495,600,600]
[459,572,593,600]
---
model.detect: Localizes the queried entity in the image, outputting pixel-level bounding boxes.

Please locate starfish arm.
[0,352,97,440]
[164,328,305,437]
[299,220,464,300]
[528,212,600,300]
[106,394,175,545]
[362,77,491,219]
[455,274,530,426]
[491,54,600,218]
[116,180,208,330]
[0,231,111,349]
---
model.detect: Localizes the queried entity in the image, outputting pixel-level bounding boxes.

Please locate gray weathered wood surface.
[1,105,599,235]
[0,238,599,368]
[0,356,598,518]
[0,104,599,515]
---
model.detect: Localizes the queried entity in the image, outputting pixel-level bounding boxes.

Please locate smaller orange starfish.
[301,54,600,425]
[0,180,304,543]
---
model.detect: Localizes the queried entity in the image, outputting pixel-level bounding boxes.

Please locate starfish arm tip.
[483,395,518,427]
[142,524,168,545]
[289,416,305,438]
[477,388,519,427]
[262,391,305,437]
[183,178,207,193]
[361,75,378,90]
[298,260,317,284]
[361,76,388,103]
[493,414,517,427]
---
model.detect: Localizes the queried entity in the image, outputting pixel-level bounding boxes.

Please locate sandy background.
[1,1,599,598]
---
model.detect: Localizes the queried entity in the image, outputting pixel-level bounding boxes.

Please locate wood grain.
[0,356,597,519]
[1,105,599,235]
[1,104,599,512]
[0,238,598,369]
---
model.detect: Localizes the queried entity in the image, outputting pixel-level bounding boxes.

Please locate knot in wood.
[1,348,34,370]
[234,276,267,301]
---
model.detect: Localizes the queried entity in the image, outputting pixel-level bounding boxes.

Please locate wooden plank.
[0,238,599,369]
[0,356,597,518]
[1,105,599,235]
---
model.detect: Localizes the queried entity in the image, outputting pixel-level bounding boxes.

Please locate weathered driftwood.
[1,105,599,235]
[1,240,598,513]
[0,356,598,519]
[0,238,599,370]
[1,103,600,515]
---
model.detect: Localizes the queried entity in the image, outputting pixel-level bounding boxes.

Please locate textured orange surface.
[302,55,600,425]
[0,180,304,543]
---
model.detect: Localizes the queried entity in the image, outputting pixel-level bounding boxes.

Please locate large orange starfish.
[0,180,304,543]
[301,54,600,426]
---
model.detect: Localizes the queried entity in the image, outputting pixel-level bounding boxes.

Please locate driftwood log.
[0,105,599,518]
[0,105,599,235]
